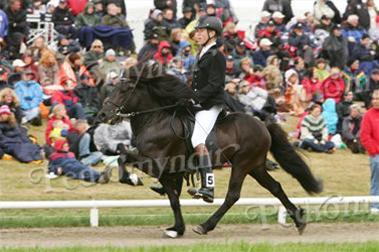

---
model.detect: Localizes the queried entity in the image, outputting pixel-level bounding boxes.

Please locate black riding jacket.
[192,45,226,110]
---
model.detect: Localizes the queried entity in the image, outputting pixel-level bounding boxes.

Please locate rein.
[116,103,179,118]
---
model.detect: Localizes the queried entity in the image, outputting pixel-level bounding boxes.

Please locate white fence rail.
[1,196,379,227]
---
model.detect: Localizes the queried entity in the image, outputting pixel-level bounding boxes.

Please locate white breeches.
[191,105,222,148]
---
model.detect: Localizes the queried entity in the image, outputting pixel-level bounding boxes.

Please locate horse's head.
[96,61,165,124]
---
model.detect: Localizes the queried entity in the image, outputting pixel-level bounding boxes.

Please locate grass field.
[0,116,374,228]
[2,242,379,252]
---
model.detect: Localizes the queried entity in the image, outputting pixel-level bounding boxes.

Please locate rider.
[189,16,226,203]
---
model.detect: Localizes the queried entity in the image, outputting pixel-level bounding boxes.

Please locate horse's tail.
[266,120,323,194]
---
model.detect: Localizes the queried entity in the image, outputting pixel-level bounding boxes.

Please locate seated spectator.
[238,58,255,85]
[22,53,40,81]
[257,20,281,48]
[262,0,293,24]
[48,139,111,183]
[343,0,370,30]
[178,6,194,29]
[178,41,195,75]
[284,69,307,116]
[322,24,349,69]
[0,105,43,163]
[100,71,119,105]
[154,41,173,67]
[301,68,322,103]
[300,103,335,153]
[56,36,81,56]
[14,70,43,125]
[336,91,354,132]
[102,3,129,28]
[252,38,274,67]
[255,11,271,38]
[38,51,62,96]
[59,53,94,90]
[342,15,366,54]
[288,22,315,65]
[163,8,180,32]
[75,2,101,27]
[52,0,76,38]
[225,55,240,83]
[170,28,183,56]
[263,56,283,95]
[272,11,287,33]
[341,104,365,153]
[94,120,132,155]
[344,59,368,101]
[232,40,252,66]
[154,0,177,17]
[29,36,50,63]
[94,0,104,18]
[144,9,170,41]
[83,40,104,70]
[322,98,338,135]
[51,80,86,120]
[45,104,73,147]
[74,74,100,123]
[321,67,345,103]
[138,33,160,61]
[167,57,187,83]
[8,59,26,87]
[365,68,379,107]
[0,88,22,124]
[67,120,103,166]
[98,49,122,80]
[313,0,341,25]
[313,58,329,82]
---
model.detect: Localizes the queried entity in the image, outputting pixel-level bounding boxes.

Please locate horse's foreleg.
[249,167,306,234]
[193,166,247,235]
[160,174,185,238]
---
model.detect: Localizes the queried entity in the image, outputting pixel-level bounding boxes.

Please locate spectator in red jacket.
[360,90,379,214]
[154,41,173,66]
[45,104,73,146]
[321,67,345,103]
[302,68,322,102]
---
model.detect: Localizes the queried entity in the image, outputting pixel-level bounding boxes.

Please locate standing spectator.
[322,24,349,69]
[343,0,370,30]
[0,87,22,124]
[5,0,29,59]
[321,67,345,103]
[342,104,365,153]
[300,103,335,153]
[14,70,43,125]
[262,0,293,24]
[75,2,101,27]
[313,0,341,25]
[0,105,43,163]
[52,0,76,38]
[360,90,379,213]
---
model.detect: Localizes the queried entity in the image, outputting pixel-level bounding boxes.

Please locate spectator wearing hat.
[322,24,349,69]
[144,9,170,41]
[4,0,29,59]
[284,68,307,116]
[255,11,271,38]
[100,71,119,105]
[225,55,240,83]
[288,22,316,65]
[231,40,252,67]
[272,11,287,33]
[178,41,196,75]
[52,0,76,38]
[14,70,43,125]
[154,40,173,66]
[98,49,122,80]
[257,20,281,47]
[313,0,341,25]
[75,2,101,27]
[178,6,194,29]
[138,33,160,61]
[48,139,111,183]
[0,105,43,163]
[351,34,378,75]
[344,59,368,101]
[314,15,333,45]
[7,59,26,87]
[211,0,238,24]
[83,40,104,75]
[343,15,367,53]
[0,87,23,124]
[262,0,293,24]
[360,90,379,213]
[343,0,370,30]
[253,38,274,67]
[321,67,345,103]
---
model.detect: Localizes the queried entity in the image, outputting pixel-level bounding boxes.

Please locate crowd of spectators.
[0,0,379,188]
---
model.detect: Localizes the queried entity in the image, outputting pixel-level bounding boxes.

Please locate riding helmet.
[195,16,223,36]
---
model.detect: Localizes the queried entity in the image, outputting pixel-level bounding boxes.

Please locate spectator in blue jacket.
[0,8,8,39]
[14,70,43,125]
[342,15,367,54]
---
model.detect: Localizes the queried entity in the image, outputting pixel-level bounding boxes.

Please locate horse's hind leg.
[193,166,247,235]
[160,174,185,238]
[249,167,306,234]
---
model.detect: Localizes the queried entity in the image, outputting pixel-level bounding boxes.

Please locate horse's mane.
[124,60,194,106]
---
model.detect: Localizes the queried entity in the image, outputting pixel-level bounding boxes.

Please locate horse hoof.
[297,222,306,235]
[193,225,207,235]
[164,230,179,238]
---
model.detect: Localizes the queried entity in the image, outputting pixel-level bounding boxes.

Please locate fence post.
[90,208,99,227]
[277,206,287,225]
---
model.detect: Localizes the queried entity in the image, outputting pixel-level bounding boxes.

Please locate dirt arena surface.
[1,223,379,248]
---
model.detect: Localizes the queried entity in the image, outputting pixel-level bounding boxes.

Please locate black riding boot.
[188,150,214,203]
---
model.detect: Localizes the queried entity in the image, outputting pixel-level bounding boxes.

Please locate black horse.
[97,62,323,238]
